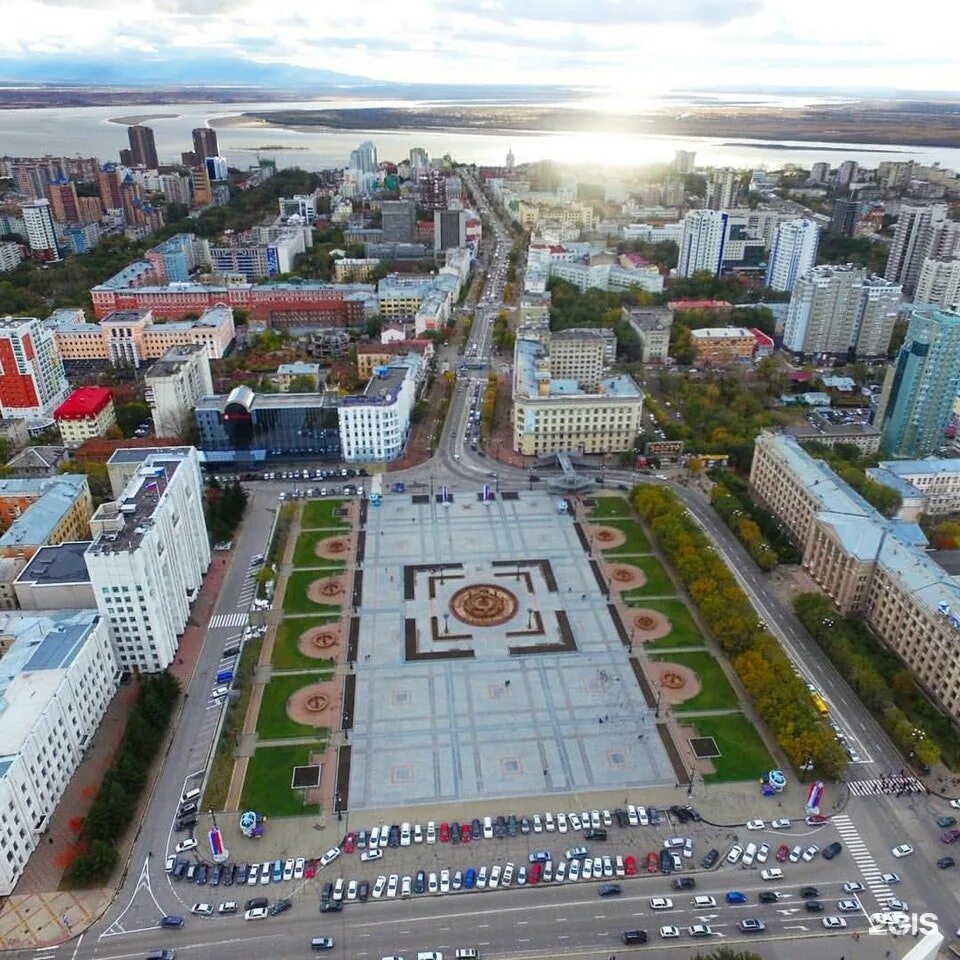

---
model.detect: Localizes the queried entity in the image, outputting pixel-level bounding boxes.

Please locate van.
[181,787,201,804]
[215,670,234,684]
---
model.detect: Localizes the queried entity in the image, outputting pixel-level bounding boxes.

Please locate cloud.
[446,0,761,25]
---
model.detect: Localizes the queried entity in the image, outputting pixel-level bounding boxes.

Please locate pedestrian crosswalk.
[831,813,894,906]
[236,579,257,608]
[209,612,248,629]
[847,776,925,798]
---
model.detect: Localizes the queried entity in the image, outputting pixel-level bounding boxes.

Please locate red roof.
[789,370,813,383]
[54,386,113,420]
[750,328,774,347]
[667,300,734,311]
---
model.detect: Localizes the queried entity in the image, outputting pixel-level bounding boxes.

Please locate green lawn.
[651,650,740,712]
[241,745,324,817]
[292,531,350,569]
[589,496,634,519]
[618,555,675,598]
[693,714,775,783]
[638,598,705,650]
[302,499,349,529]
[282,569,348,616]
[595,519,651,556]
[255,673,334,740]
[272,617,340,671]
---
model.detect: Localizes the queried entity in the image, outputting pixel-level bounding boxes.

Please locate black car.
[494,816,506,839]
[450,822,461,844]
[172,859,188,881]
[507,815,518,837]
[584,829,607,842]
[800,886,820,899]
[174,816,197,832]
[659,849,673,874]
[471,818,482,840]
[937,856,956,869]
[269,898,292,917]
[700,848,719,869]
[621,931,647,945]
[320,882,333,903]
[598,883,622,897]
[244,897,268,911]
[320,901,342,913]
[387,825,401,848]
[673,876,695,890]
[520,817,531,835]
[195,864,208,885]
[224,863,237,886]
[237,864,249,885]
[648,808,661,826]
[759,891,780,903]
[805,900,824,913]
[670,805,691,823]
[357,880,370,902]
[415,871,426,894]
[210,864,223,887]
[822,841,843,860]
[615,809,629,829]
[159,915,184,928]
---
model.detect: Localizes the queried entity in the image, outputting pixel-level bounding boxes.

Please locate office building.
[278,194,318,221]
[706,168,738,211]
[144,344,213,437]
[0,315,70,420]
[782,264,901,359]
[195,387,341,465]
[783,420,882,455]
[0,474,92,561]
[677,210,728,278]
[192,127,219,163]
[13,541,96,611]
[512,328,643,457]
[0,242,24,273]
[689,327,756,365]
[419,169,447,210]
[0,609,118,896]
[673,150,696,174]
[382,200,416,243]
[623,307,671,363]
[205,156,229,182]
[876,306,960,458]
[885,202,960,294]
[85,448,210,672]
[914,258,960,309]
[348,141,378,174]
[434,208,466,252]
[868,458,960,519]
[830,198,861,237]
[45,180,81,224]
[338,354,421,462]
[20,199,59,263]
[765,219,820,292]
[53,387,116,446]
[127,125,159,169]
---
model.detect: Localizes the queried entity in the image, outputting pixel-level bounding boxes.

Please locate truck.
[370,474,383,506]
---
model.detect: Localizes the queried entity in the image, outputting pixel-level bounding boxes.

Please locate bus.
[370,474,383,506]
[811,691,829,717]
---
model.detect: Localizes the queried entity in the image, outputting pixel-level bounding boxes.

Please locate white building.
[765,219,820,292]
[279,195,318,221]
[0,315,71,421]
[20,199,60,263]
[338,354,421,462]
[0,610,118,896]
[0,242,24,273]
[868,458,960,518]
[620,223,683,245]
[548,257,664,295]
[144,344,214,437]
[84,448,210,672]
[677,210,728,278]
[915,258,960,309]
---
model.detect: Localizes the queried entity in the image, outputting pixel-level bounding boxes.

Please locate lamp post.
[527,608,534,630]
[687,766,695,796]
[655,687,662,719]
[442,613,450,635]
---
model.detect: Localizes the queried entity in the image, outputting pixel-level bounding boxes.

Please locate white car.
[175,838,197,853]
[544,812,555,832]
[615,856,625,877]
[637,806,649,826]
[244,907,268,921]
[726,844,743,864]
[386,874,399,898]
[482,817,493,840]
[218,902,237,915]
[369,826,380,848]
[414,824,423,844]
[361,848,383,862]
[789,845,803,863]
[259,861,270,885]
[568,859,580,881]
[372,875,386,899]
[557,813,568,833]
[760,868,783,881]
[659,926,680,938]
[837,899,860,912]
[165,855,176,873]
[426,822,437,844]
[476,866,488,889]
[532,815,543,833]
[746,819,765,831]
[756,843,770,864]
[191,903,214,916]
[880,872,901,884]
[650,897,673,910]
[626,805,639,827]
[283,858,294,881]
[346,880,358,902]
[771,818,791,830]
[582,859,593,881]
[822,916,847,929]
[294,857,305,880]
[247,864,259,886]
[569,813,582,830]
[891,844,914,858]
[802,845,820,862]
[742,842,757,866]
[950,799,960,809]
[440,869,451,893]
[602,809,612,827]
[489,865,501,889]
[318,847,340,868]
[554,861,566,883]
[843,881,864,893]
[332,878,345,901]
[400,823,411,846]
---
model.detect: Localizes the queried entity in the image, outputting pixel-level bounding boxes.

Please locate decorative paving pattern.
[450,583,519,627]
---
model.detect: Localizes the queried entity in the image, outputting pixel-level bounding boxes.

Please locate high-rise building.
[829,198,861,237]
[12,162,46,200]
[20,199,60,263]
[677,210,728,278]
[419,169,447,210]
[0,315,70,419]
[764,218,820,292]
[782,264,901,359]
[144,344,214,437]
[204,156,229,182]
[191,127,219,163]
[382,199,416,243]
[673,150,696,175]
[348,140,378,174]
[809,162,830,184]
[45,179,81,223]
[118,148,134,167]
[84,448,210,672]
[97,165,124,211]
[835,160,858,191]
[409,147,429,173]
[706,168,737,210]
[181,151,197,167]
[434,208,466,252]
[876,306,960,458]
[884,202,958,294]
[915,258,960,309]
[190,165,212,206]
[127,125,159,169]
[505,148,515,171]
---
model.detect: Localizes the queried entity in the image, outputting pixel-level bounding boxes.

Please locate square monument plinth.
[346,491,674,808]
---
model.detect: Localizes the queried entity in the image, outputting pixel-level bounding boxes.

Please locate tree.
[286,375,318,393]
[59,460,111,507]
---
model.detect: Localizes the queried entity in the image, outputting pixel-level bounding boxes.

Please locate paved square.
[348,492,674,807]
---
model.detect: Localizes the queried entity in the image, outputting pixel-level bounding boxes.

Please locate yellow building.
[54,387,116,446]
[0,475,93,561]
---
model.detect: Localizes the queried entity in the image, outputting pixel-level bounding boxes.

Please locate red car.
[624,855,637,876]
[805,815,828,826]
[461,824,471,844]
[342,833,356,854]
[439,822,451,843]
[528,863,542,884]
[646,851,659,873]
[775,844,789,863]
[303,860,317,879]
[941,829,960,844]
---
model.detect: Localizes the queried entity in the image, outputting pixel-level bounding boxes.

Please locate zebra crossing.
[209,612,249,629]
[831,813,894,906]
[236,578,257,608]
[847,776,925,798]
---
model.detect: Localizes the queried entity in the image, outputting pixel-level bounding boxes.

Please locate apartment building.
[355,340,434,380]
[0,610,118,896]
[914,258,960,309]
[53,387,116,446]
[512,328,643,457]
[0,242,24,273]
[677,210,728,278]
[622,307,671,363]
[689,327,756,366]
[764,219,820,292]
[84,449,210,672]
[0,316,70,421]
[144,344,213,437]
[0,475,92,561]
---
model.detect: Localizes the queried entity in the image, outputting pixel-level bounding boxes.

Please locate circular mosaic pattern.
[285,683,336,725]
[298,623,344,660]
[449,583,519,627]
[662,671,685,690]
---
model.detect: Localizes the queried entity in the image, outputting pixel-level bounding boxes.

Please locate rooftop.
[54,386,113,420]
[0,475,89,549]
[877,457,960,478]
[16,540,92,587]
[144,344,207,379]
[690,326,754,339]
[514,336,642,402]
[92,261,156,292]
[106,445,194,466]
[277,362,320,375]
[100,309,151,326]
[345,355,421,407]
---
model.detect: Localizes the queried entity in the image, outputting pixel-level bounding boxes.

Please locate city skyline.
[0,0,958,93]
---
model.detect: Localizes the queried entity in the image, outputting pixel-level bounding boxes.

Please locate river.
[2,96,959,171]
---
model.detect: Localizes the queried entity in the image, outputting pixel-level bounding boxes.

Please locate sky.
[2,0,959,94]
